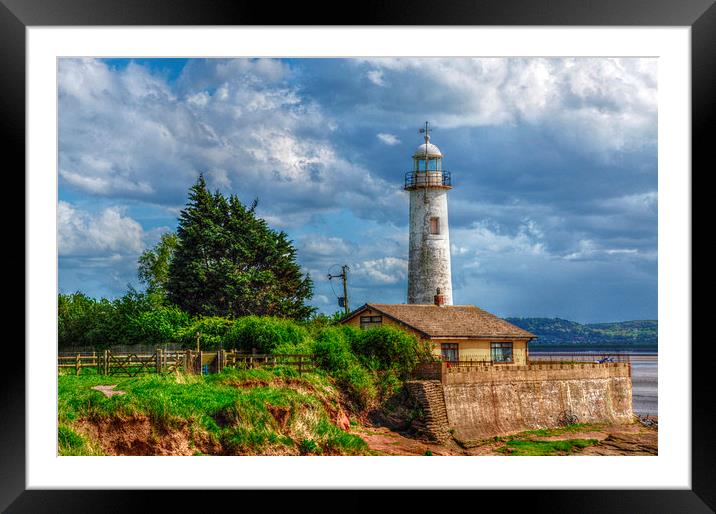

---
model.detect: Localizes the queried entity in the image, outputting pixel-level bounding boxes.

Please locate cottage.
[341,297,536,365]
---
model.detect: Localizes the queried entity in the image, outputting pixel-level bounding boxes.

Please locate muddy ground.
[354,418,658,456]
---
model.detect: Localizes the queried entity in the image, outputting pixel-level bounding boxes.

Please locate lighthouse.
[405,122,453,305]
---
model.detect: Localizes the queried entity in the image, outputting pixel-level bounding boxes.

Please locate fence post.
[156,348,162,374]
[184,350,192,374]
[75,353,81,376]
[297,355,303,375]
[103,350,108,375]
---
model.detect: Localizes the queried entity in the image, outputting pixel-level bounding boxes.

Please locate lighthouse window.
[429,217,440,235]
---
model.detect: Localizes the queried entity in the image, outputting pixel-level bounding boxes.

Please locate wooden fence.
[58,349,316,377]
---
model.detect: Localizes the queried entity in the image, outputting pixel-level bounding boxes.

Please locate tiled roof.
[346,304,536,339]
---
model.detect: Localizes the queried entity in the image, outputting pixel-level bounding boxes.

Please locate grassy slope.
[58,367,368,456]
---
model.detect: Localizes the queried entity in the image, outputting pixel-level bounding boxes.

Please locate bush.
[176,316,235,350]
[58,292,114,348]
[311,326,356,370]
[350,326,433,376]
[58,289,160,348]
[129,306,191,346]
[311,327,376,407]
[225,316,310,354]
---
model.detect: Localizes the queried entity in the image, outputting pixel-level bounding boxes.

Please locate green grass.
[58,423,103,456]
[488,423,602,456]
[516,423,599,438]
[498,438,598,456]
[58,368,367,456]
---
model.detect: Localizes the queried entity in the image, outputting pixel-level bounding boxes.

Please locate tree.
[166,175,315,320]
[138,232,178,299]
[58,288,156,348]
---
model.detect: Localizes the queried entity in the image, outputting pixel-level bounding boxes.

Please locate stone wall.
[408,362,633,443]
[405,380,451,442]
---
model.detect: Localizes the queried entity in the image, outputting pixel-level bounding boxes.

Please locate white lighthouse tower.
[405,122,453,305]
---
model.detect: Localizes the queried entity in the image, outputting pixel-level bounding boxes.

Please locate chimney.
[434,287,445,307]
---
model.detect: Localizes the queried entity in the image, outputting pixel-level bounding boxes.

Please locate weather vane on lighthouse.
[418,121,432,161]
[405,121,454,305]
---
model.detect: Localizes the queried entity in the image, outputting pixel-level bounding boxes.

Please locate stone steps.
[406,380,451,442]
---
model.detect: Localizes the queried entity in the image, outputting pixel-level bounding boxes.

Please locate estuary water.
[529,349,658,417]
[629,353,658,416]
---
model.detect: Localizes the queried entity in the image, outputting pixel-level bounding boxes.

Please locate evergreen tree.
[166,175,315,319]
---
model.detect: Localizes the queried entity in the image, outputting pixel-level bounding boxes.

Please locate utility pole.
[328,265,350,315]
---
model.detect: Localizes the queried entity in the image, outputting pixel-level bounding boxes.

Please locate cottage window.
[441,343,459,363]
[429,217,440,235]
[360,315,382,330]
[491,342,513,363]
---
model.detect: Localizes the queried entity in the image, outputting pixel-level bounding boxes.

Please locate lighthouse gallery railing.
[404,170,452,189]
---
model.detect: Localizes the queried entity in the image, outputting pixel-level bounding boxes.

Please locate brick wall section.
[408,362,633,443]
[405,380,451,442]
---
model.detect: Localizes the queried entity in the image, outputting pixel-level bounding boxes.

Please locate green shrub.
[311,327,376,407]
[350,326,433,376]
[375,368,403,399]
[176,316,235,350]
[58,289,160,348]
[225,316,311,354]
[58,293,118,348]
[129,306,191,346]
[311,327,356,370]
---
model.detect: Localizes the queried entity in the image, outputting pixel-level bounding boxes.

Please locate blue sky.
[58,57,657,323]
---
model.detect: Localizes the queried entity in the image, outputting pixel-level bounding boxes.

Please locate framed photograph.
[5,0,712,510]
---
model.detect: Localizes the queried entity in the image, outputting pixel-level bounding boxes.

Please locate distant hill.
[505,318,657,346]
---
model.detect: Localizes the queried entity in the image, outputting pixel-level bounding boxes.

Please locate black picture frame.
[3,0,712,511]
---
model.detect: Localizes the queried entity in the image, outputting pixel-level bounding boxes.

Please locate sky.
[57,57,657,323]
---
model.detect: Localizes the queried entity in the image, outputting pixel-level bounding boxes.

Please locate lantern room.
[405,122,452,191]
[412,134,443,172]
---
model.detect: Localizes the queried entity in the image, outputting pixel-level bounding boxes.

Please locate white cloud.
[600,191,657,215]
[352,257,408,285]
[366,70,385,86]
[360,57,657,156]
[299,235,352,257]
[58,58,396,225]
[377,133,400,145]
[454,220,546,257]
[451,244,470,256]
[315,294,331,305]
[562,239,655,262]
[58,201,145,257]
